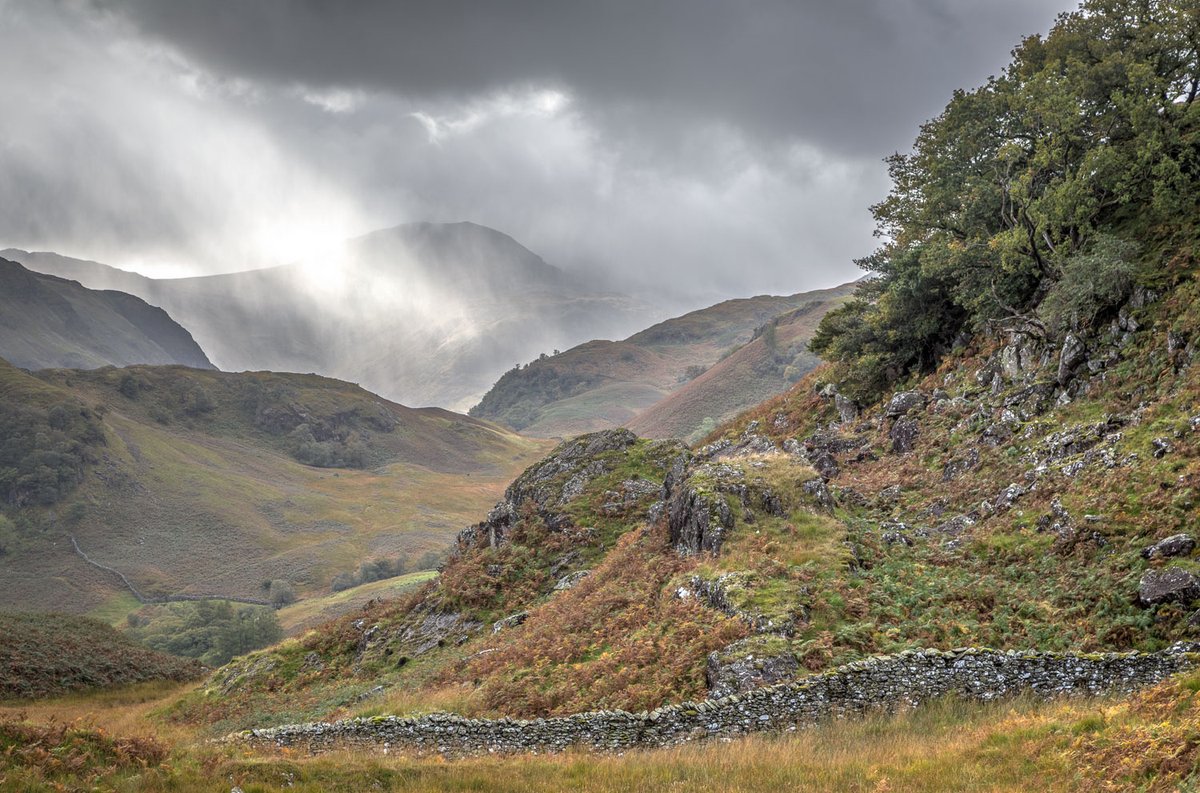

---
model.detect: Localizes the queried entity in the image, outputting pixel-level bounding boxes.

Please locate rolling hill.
[3,222,659,411]
[470,283,855,438]
[0,257,213,371]
[626,299,833,441]
[0,612,205,700]
[0,357,549,620]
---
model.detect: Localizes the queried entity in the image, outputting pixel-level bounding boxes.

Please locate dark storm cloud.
[1,0,1072,298]
[102,0,1062,156]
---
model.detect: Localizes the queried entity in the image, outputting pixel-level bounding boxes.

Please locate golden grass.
[10,676,1200,791]
[277,571,438,635]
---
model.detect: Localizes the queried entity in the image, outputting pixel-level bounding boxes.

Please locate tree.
[812,0,1200,399]
[267,579,296,608]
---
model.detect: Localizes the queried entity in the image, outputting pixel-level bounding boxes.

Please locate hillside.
[161,3,1200,748]
[4,222,658,410]
[0,358,548,620]
[0,257,213,371]
[0,612,204,700]
[627,299,833,441]
[471,284,854,438]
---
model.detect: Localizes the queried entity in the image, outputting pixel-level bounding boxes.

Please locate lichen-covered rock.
[884,390,926,418]
[492,611,528,634]
[835,393,859,424]
[1057,333,1087,385]
[890,416,919,453]
[1139,568,1200,606]
[667,485,733,555]
[942,447,980,481]
[554,570,590,591]
[705,640,800,699]
[1142,534,1197,560]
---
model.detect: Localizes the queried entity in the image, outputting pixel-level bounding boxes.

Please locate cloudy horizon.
[0,0,1071,303]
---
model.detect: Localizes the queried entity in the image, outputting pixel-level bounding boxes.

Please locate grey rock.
[1152,437,1173,458]
[1139,568,1200,606]
[890,416,919,453]
[1057,333,1087,385]
[942,447,980,481]
[554,570,591,591]
[706,640,800,699]
[492,611,529,634]
[884,391,926,418]
[1142,534,1197,561]
[835,393,859,424]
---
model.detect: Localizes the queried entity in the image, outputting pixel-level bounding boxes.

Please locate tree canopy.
[812,0,1200,401]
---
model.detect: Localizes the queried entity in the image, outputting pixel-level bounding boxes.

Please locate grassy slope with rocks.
[167,2,1200,750]
[0,612,204,700]
[169,248,1200,736]
[627,300,832,442]
[0,358,549,619]
[470,284,853,439]
[0,256,213,371]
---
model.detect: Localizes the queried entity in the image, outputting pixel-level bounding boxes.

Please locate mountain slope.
[471,283,855,438]
[626,298,840,441]
[4,222,659,410]
[0,358,549,618]
[0,257,213,371]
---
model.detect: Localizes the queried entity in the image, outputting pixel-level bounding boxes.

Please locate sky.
[0,0,1072,300]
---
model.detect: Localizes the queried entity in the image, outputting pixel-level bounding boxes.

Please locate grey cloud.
[1,0,1073,301]
[100,0,1066,156]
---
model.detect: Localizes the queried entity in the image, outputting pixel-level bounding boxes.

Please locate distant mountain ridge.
[4,222,659,410]
[0,256,213,371]
[470,282,856,439]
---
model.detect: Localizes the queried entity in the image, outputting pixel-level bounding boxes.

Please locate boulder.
[492,611,529,634]
[1057,333,1087,385]
[1142,534,1196,561]
[884,391,926,418]
[1139,568,1200,606]
[835,393,859,424]
[942,447,980,481]
[890,416,919,453]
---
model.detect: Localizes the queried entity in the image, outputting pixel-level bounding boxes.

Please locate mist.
[0,0,1072,303]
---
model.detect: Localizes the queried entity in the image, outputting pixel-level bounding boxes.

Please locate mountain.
[0,257,213,371]
[470,283,855,438]
[0,357,549,618]
[4,222,659,410]
[626,297,840,441]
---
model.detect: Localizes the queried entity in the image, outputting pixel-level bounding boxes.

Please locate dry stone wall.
[240,645,1200,757]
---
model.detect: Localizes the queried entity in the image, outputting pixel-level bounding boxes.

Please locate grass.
[276,571,438,636]
[0,361,550,621]
[5,674,1200,790]
[473,285,855,438]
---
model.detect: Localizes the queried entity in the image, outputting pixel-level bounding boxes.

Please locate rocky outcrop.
[240,645,1200,757]
[667,486,733,555]
[705,639,800,699]
[455,429,645,551]
[1139,568,1200,606]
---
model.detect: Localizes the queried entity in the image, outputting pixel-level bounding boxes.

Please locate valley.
[4,1,1200,790]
